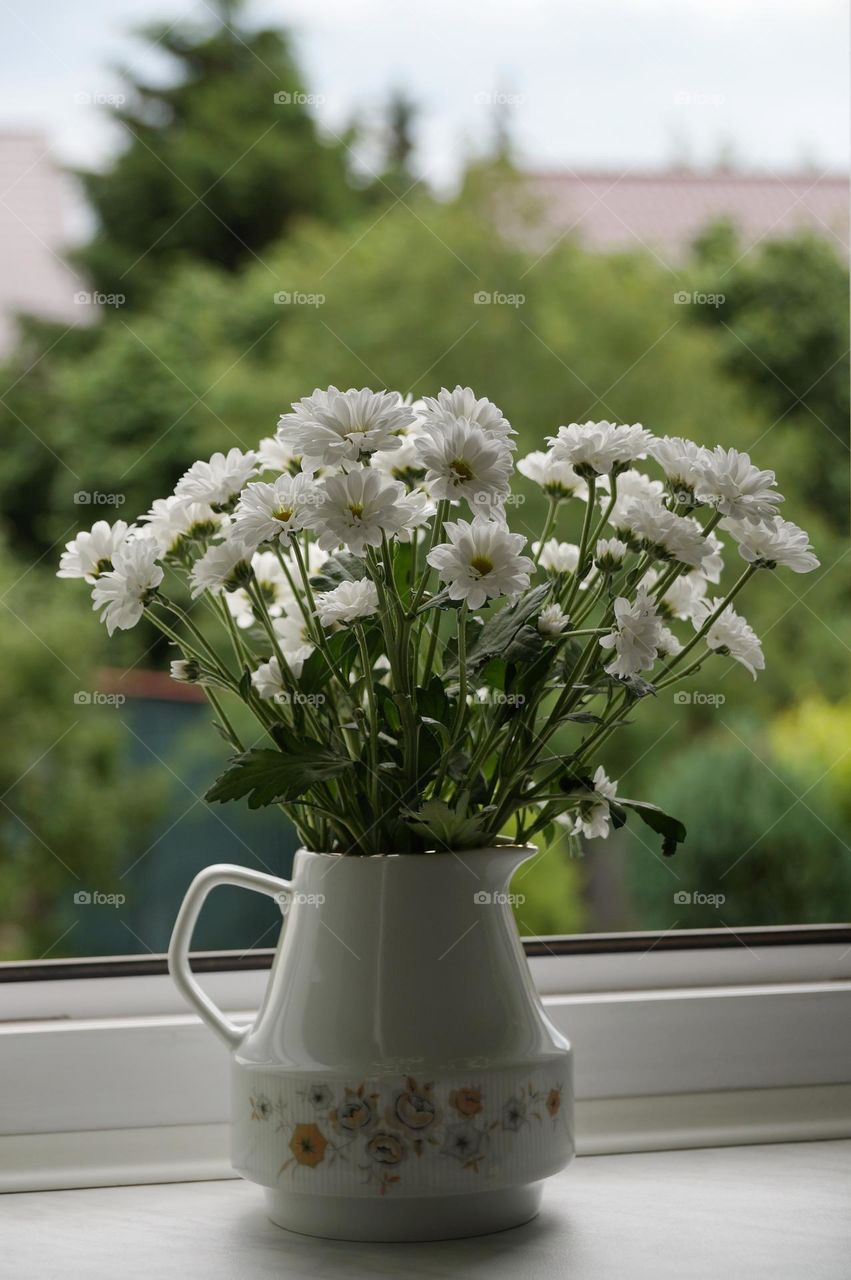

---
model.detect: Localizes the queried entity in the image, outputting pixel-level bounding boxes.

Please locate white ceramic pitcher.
[168,845,574,1241]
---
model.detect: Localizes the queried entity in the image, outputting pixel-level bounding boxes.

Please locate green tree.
[74,0,372,303]
[625,729,851,929]
[0,543,163,958]
[688,222,849,528]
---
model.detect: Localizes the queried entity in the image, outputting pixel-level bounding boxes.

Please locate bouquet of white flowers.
[58,386,818,856]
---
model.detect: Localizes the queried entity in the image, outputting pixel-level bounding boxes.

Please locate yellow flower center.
[470,555,493,576]
[450,457,474,481]
[347,502,365,519]
[272,505,294,522]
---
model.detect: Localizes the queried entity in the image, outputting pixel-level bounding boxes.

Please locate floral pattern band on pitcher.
[234,1063,573,1198]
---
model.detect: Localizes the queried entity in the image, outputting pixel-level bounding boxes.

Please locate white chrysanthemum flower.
[231,473,320,549]
[174,448,258,510]
[274,612,312,650]
[306,466,409,555]
[660,571,708,621]
[190,538,253,598]
[395,489,436,543]
[91,536,163,635]
[517,450,588,501]
[658,510,711,568]
[226,551,294,628]
[595,537,629,572]
[694,598,765,679]
[599,585,664,677]
[721,516,819,573]
[58,520,131,583]
[419,385,515,444]
[427,515,533,610]
[535,539,580,574]
[651,436,711,498]
[140,497,221,556]
[170,658,200,683]
[562,766,619,840]
[548,421,654,477]
[415,419,513,510]
[604,468,665,531]
[257,435,302,475]
[315,578,380,628]
[277,386,414,471]
[251,657,288,700]
[657,625,683,657]
[694,446,783,523]
[537,603,570,636]
[370,432,429,488]
[620,498,707,568]
[699,526,724,583]
[273,613,315,676]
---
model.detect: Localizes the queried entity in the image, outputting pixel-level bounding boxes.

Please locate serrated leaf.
[309,552,368,593]
[619,798,686,856]
[402,799,497,850]
[417,675,450,723]
[446,749,471,781]
[450,583,551,675]
[415,586,464,613]
[375,684,401,734]
[206,745,353,809]
[617,674,657,701]
[557,767,595,795]
[503,624,544,663]
[479,657,507,690]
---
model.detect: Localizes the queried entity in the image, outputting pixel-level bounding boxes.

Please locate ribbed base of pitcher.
[263,1181,544,1241]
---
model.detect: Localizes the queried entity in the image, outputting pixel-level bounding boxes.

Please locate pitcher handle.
[168,863,292,1049]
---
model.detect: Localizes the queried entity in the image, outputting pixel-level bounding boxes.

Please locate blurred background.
[0,0,848,959]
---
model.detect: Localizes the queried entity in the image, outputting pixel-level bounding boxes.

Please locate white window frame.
[2,927,850,1192]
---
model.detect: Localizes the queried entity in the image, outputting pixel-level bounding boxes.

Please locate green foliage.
[508,837,586,937]
[0,542,163,958]
[402,799,498,850]
[73,0,377,304]
[771,696,851,830]
[688,222,849,527]
[625,728,851,928]
[609,799,687,858]
[207,744,354,808]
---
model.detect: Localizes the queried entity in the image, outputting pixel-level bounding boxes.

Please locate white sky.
[1,0,848,195]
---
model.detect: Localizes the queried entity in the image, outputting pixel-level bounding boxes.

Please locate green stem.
[656,564,757,681]
[410,498,450,614]
[354,623,379,813]
[532,500,559,566]
[563,476,596,615]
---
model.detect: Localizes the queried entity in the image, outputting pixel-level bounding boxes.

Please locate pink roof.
[0,132,90,354]
[528,169,849,261]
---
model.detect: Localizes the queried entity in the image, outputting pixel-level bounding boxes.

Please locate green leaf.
[375,684,402,735]
[479,657,507,691]
[557,766,596,795]
[309,552,368,592]
[503,624,544,663]
[417,675,451,723]
[462,583,551,671]
[206,745,353,809]
[619,798,686,856]
[616,674,657,701]
[402,799,497,850]
[446,749,471,781]
[415,586,464,613]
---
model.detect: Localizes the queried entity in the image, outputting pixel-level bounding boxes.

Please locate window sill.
[2,1141,849,1278]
